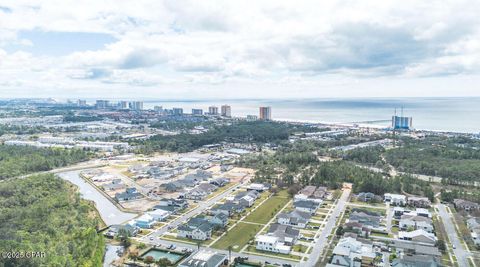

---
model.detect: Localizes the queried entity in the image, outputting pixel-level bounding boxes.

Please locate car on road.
[149,237,154,240]
[453,244,456,249]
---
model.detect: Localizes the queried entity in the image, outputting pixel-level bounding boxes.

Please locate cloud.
[0,0,480,98]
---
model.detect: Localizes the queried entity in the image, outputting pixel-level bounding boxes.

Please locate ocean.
[139,97,479,133]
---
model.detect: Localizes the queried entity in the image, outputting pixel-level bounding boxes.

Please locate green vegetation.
[137,121,313,153]
[212,222,262,252]
[0,145,90,180]
[244,193,290,224]
[384,136,480,185]
[0,174,104,267]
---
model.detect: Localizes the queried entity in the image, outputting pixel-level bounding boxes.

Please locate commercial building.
[119,101,129,109]
[259,106,272,120]
[154,106,163,112]
[192,108,203,115]
[173,108,184,116]
[96,100,109,109]
[208,106,219,115]
[77,99,87,107]
[129,101,143,110]
[221,105,231,117]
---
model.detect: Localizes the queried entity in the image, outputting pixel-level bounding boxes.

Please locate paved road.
[298,188,351,267]
[142,183,243,240]
[137,237,298,266]
[436,203,471,267]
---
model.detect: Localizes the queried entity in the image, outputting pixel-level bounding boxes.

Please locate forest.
[384,136,480,185]
[136,121,312,153]
[0,145,90,180]
[0,174,104,267]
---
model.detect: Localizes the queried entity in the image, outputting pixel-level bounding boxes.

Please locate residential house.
[210,201,245,216]
[407,196,432,208]
[147,209,171,221]
[210,178,230,187]
[294,185,324,203]
[156,198,188,210]
[134,214,156,229]
[356,192,376,202]
[394,207,406,218]
[255,235,291,254]
[247,183,270,192]
[326,236,375,267]
[256,224,299,254]
[415,208,432,218]
[294,200,320,214]
[348,209,381,230]
[467,217,480,246]
[454,199,480,212]
[115,188,142,201]
[102,182,124,191]
[390,240,442,258]
[208,213,228,228]
[234,190,259,207]
[384,193,407,206]
[104,224,139,238]
[344,222,371,238]
[398,229,437,245]
[391,255,441,267]
[277,210,312,228]
[178,216,214,240]
[399,215,434,233]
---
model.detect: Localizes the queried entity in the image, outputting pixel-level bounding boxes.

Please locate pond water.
[141,249,184,263]
[57,170,137,225]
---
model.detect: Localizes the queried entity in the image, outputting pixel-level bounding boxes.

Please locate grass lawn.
[211,222,262,252]
[244,192,290,224]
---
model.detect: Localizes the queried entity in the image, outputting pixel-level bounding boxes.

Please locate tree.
[157,258,172,267]
[436,240,446,252]
[145,256,154,266]
[336,226,344,237]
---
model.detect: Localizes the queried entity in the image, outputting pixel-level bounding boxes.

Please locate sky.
[0,0,480,100]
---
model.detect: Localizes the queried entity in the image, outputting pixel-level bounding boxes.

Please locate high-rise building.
[246,115,258,121]
[208,106,219,115]
[129,101,143,110]
[392,116,412,130]
[96,100,109,109]
[119,101,129,109]
[154,106,163,112]
[259,106,272,120]
[221,105,231,117]
[192,109,203,115]
[173,108,183,116]
[77,99,87,107]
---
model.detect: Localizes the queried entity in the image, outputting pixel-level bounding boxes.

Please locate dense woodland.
[384,136,480,185]
[136,121,312,153]
[0,145,90,180]
[0,174,104,267]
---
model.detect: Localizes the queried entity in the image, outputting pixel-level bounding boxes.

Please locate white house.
[384,193,406,206]
[134,214,156,229]
[255,235,291,254]
[399,215,434,233]
[328,236,375,267]
[147,209,171,221]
